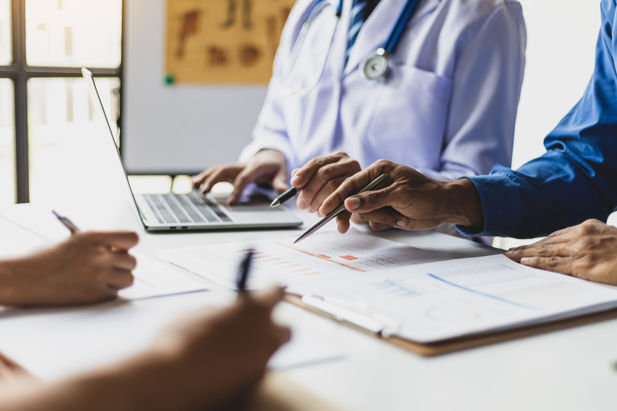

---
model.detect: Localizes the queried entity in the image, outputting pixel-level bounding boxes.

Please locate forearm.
[0,259,27,307]
[0,350,214,411]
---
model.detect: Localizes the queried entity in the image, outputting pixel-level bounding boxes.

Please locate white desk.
[2,202,616,411]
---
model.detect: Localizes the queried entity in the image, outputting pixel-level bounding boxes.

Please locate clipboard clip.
[301,295,399,337]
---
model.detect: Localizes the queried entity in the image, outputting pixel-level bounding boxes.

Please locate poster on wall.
[165,0,295,85]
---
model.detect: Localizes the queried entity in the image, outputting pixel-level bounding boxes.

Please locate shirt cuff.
[455,167,521,237]
[239,133,297,172]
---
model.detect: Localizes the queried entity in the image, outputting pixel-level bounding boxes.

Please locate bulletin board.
[121,0,294,174]
[165,0,294,84]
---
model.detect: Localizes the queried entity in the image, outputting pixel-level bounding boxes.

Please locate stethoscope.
[282,0,422,96]
[362,0,422,81]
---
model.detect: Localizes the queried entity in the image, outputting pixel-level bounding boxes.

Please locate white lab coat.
[241,0,526,180]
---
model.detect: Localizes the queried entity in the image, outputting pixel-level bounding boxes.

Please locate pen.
[236,249,254,295]
[293,173,389,244]
[270,187,297,208]
[52,210,80,234]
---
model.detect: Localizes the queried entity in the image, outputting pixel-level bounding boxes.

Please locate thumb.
[344,187,394,214]
[251,286,285,312]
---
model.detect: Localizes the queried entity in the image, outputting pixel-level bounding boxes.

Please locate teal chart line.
[427,273,538,310]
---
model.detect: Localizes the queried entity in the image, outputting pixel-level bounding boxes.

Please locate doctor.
[193,0,527,209]
[318,0,617,286]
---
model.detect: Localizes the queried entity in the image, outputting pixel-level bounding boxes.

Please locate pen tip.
[270,199,280,208]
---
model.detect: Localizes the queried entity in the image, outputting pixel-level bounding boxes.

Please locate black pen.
[236,249,254,295]
[52,210,80,234]
[270,187,297,208]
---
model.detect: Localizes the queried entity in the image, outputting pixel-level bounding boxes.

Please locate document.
[309,254,617,342]
[157,229,453,293]
[0,212,208,300]
[0,294,344,381]
[159,230,617,343]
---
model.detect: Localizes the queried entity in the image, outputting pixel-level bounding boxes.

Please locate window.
[0,79,14,203]
[0,0,122,204]
[28,77,119,202]
[25,0,122,68]
[0,0,10,65]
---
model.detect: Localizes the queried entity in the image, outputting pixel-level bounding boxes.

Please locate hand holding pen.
[3,212,139,307]
[318,159,482,234]
[271,152,361,211]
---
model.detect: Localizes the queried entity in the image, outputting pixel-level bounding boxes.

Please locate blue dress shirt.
[461,0,617,239]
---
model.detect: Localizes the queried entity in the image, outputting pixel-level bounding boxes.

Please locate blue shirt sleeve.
[458,0,617,238]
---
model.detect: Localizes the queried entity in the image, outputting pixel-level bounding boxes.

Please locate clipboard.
[285,294,617,356]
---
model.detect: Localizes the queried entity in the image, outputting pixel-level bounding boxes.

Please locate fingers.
[290,152,349,189]
[78,231,139,250]
[251,286,286,312]
[369,222,393,231]
[320,162,389,216]
[350,213,369,225]
[303,176,347,214]
[293,154,360,212]
[191,170,209,187]
[505,242,576,262]
[273,324,292,345]
[519,256,576,275]
[202,165,243,194]
[271,168,290,194]
[109,250,138,271]
[229,168,260,204]
[343,186,396,214]
[106,268,135,290]
[336,211,352,234]
[355,208,407,229]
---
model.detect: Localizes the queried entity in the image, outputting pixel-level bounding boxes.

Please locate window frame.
[0,0,123,203]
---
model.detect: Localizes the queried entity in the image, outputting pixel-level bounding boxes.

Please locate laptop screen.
[82,68,144,218]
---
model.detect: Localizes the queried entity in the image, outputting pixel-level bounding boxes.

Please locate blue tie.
[346,0,369,61]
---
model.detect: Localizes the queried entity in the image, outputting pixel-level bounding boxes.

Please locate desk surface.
[2,202,617,411]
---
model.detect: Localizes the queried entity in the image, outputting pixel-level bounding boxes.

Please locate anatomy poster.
[165,0,295,84]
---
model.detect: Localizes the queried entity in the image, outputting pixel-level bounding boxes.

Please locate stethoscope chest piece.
[362,48,390,81]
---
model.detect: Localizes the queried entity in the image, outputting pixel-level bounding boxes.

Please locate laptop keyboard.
[143,192,232,225]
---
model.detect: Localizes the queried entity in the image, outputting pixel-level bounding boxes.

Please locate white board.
[122,0,268,174]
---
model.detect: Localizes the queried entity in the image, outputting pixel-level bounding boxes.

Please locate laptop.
[82,68,303,232]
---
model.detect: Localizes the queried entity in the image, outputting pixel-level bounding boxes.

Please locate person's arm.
[0,232,138,307]
[237,4,301,170]
[460,0,617,238]
[191,5,304,201]
[0,287,290,411]
[416,1,526,181]
[322,1,617,238]
[319,160,482,233]
[505,219,617,285]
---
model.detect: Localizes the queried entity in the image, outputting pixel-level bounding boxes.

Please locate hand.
[150,287,291,410]
[505,219,617,285]
[290,152,360,214]
[319,160,484,234]
[0,231,139,307]
[191,149,288,204]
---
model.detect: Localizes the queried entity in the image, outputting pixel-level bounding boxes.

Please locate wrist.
[442,178,484,229]
[0,259,26,306]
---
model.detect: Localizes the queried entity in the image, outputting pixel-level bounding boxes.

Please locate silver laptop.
[82,68,303,232]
